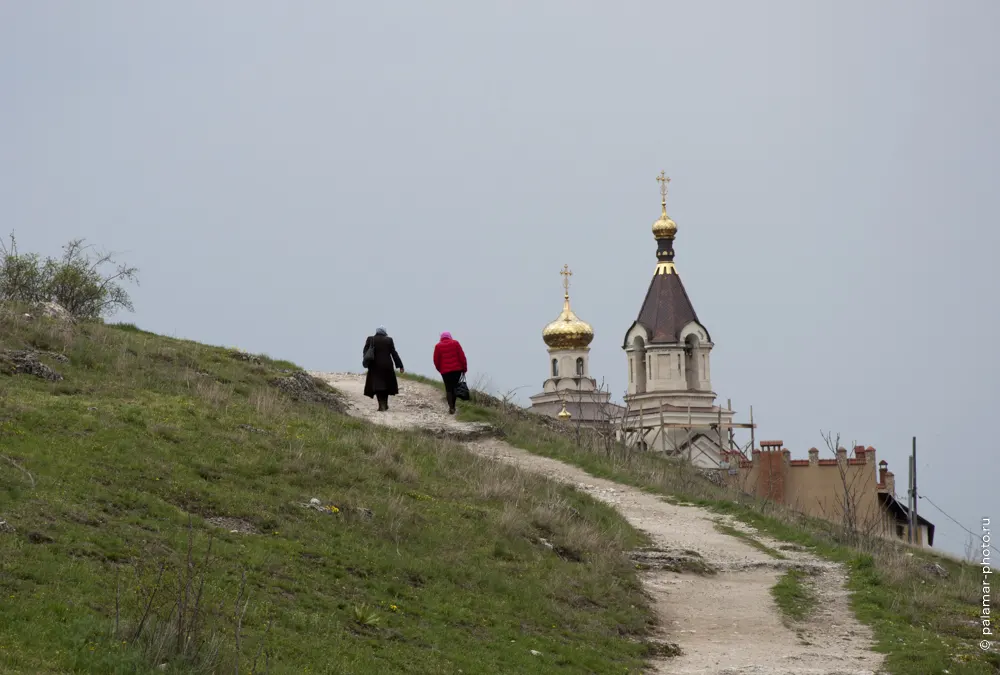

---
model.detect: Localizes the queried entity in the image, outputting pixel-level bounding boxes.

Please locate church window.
[684,335,699,390]
[632,336,647,394]
[575,357,584,376]
[552,358,559,377]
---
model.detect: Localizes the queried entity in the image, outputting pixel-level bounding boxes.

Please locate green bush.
[0,233,138,320]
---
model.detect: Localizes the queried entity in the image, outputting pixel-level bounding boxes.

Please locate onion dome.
[542,265,594,350]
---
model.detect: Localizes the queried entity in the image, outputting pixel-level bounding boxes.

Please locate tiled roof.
[631,270,705,344]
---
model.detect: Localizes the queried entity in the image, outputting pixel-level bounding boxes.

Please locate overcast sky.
[3,1,997,558]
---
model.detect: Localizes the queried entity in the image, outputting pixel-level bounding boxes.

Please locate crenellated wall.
[724,441,900,539]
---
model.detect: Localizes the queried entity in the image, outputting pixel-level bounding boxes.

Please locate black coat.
[363,334,404,397]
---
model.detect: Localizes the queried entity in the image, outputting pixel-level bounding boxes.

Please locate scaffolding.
[618,397,757,469]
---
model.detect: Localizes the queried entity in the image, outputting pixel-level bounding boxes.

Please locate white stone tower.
[529,265,619,424]
[621,172,737,466]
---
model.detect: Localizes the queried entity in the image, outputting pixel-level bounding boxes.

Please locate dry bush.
[496,502,532,539]
[381,457,419,486]
[249,387,285,418]
[195,379,233,409]
[111,520,271,674]
[474,460,530,502]
[529,494,617,564]
[112,347,138,376]
[372,442,402,466]
[385,493,417,548]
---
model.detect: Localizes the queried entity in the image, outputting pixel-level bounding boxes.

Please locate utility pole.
[912,436,918,545]
[907,453,914,545]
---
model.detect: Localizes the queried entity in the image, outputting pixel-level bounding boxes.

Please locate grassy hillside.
[0,310,655,674]
[424,382,998,675]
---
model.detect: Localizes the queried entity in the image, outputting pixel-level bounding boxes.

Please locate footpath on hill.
[312,372,884,675]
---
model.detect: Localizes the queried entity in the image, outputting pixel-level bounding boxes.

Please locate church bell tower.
[528,265,618,424]
[620,172,738,465]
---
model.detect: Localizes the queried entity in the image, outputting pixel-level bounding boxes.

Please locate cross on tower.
[560,264,572,298]
[656,170,671,204]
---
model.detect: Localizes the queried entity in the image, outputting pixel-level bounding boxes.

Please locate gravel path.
[311,372,885,675]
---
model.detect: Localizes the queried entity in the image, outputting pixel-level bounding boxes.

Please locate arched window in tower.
[684,334,700,390]
[575,357,584,377]
[632,336,647,394]
[552,358,559,377]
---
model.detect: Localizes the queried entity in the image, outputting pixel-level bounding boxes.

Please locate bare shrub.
[249,387,285,418]
[530,496,614,564]
[112,347,137,376]
[111,519,271,673]
[196,379,233,409]
[474,460,529,502]
[385,493,416,550]
[496,502,532,539]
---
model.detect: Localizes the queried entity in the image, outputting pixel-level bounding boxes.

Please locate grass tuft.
[771,569,817,624]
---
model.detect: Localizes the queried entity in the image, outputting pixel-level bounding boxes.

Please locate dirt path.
[312,372,884,675]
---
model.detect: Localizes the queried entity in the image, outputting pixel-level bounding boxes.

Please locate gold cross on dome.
[560,264,572,297]
[656,170,671,204]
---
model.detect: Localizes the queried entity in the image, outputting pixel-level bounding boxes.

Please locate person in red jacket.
[433,331,467,414]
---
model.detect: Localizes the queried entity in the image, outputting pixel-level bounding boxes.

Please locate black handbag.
[362,339,375,369]
[454,374,470,401]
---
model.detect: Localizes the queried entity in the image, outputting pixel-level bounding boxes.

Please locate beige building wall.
[725,443,907,541]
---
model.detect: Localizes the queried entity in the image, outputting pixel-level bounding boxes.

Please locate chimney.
[878,460,888,488]
[853,445,868,463]
[836,447,847,464]
[808,447,819,466]
[755,444,788,504]
[885,470,895,495]
[782,449,791,464]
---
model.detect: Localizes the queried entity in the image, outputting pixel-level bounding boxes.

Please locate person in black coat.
[363,326,404,411]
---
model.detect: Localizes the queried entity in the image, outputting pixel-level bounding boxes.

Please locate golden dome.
[543,299,595,349]
[542,265,594,350]
[557,402,572,420]
[652,207,677,239]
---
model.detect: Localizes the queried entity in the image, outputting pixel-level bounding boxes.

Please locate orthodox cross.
[656,170,671,205]
[560,264,572,298]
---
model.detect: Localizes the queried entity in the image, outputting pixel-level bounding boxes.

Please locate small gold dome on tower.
[652,211,677,239]
[557,402,572,421]
[652,170,677,240]
[542,265,594,350]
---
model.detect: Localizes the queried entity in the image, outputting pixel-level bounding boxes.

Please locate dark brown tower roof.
[623,173,709,347]
[629,270,707,345]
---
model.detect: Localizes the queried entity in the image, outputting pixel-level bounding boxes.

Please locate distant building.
[724,441,935,547]
[620,172,751,467]
[528,265,624,426]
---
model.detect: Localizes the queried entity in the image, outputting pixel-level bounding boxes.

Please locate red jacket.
[433,337,467,374]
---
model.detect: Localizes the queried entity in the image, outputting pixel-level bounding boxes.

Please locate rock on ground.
[314,371,885,675]
[35,301,74,322]
[270,371,346,412]
[0,350,65,381]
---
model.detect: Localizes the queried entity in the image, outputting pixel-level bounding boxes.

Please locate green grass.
[712,521,787,560]
[0,312,658,674]
[770,569,816,624]
[445,392,1000,675]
